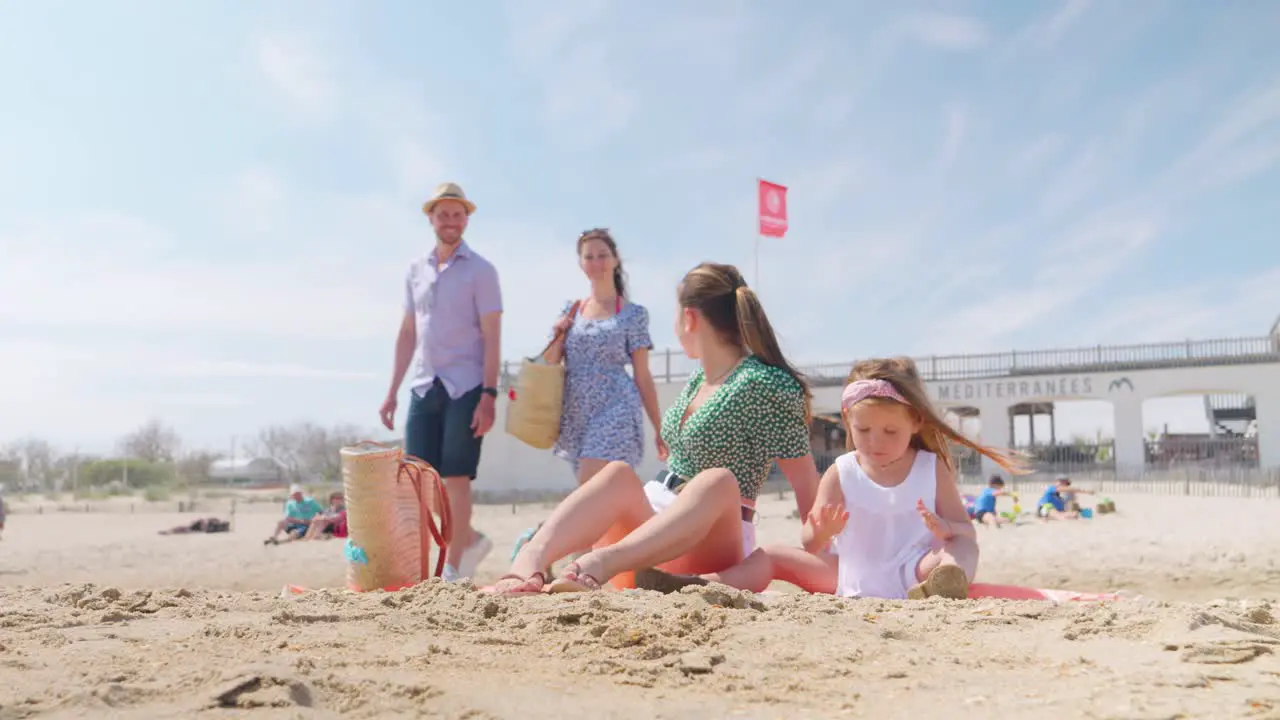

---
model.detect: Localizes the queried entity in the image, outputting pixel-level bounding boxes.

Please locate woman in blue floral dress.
[543,229,664,483]
[509,230,665,570]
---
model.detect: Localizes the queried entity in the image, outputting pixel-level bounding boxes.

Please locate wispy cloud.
[892,12,990,52]
[503,2,635,145]
[937,105,969,172]
[255,34,334,115]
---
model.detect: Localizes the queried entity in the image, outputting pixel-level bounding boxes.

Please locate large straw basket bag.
[339,440,452,592]
[505,301,581,450]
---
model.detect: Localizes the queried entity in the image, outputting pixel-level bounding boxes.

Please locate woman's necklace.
[870,453,909,470]
[703,355,747,387]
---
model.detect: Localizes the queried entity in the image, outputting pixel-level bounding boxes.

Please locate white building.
[208,457,288,487]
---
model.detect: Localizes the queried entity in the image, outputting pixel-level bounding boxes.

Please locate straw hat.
[422,182,476,216]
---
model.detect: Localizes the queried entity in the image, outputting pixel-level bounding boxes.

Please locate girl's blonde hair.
[843,357,1031,475]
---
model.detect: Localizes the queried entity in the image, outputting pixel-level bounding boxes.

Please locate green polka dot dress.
[660,355,811,500]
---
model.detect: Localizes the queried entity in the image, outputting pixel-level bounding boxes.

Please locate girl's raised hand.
[806,503,849,542]
[916,499,954,542]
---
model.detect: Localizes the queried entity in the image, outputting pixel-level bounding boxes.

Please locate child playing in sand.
[635,357,1030,600]
[1037,475,1092,520]
[973,475,1010,528]
[805,358,1029,599]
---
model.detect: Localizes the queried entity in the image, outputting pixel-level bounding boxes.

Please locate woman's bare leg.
[518,458,613,579]
[559,468,745,589]
[495,461,654,593]
[637,545,838,594]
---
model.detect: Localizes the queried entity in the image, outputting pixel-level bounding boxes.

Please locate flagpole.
[754,234,760,289]
[754,177,762,290]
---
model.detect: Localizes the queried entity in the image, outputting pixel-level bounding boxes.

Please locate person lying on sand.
[490,262,820,595]
[633,357,1031,600]
[159,517,231,535]
[264,484,326,545]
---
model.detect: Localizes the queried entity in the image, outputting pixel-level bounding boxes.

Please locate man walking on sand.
[380,182,502,582]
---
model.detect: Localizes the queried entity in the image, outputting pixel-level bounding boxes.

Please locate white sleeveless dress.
[832,450,939,599]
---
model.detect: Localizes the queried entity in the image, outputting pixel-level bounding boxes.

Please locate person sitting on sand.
[159,517,231,535]
[634,357,1030,599]
[491,262,821,594]
[1037,476,1091,520]
[302,491,348,540]
[264,484,326,545]
[973,475,1010,529]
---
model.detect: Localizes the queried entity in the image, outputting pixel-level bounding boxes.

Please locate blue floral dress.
[552,300,653,474]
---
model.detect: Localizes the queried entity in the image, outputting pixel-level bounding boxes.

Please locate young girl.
[635,356,1028,600]
[806,357,1029,599]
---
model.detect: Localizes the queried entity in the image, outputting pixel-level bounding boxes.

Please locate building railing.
[500,333,1280,388]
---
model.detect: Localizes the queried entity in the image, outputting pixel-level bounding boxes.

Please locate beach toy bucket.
[340,441,452,592]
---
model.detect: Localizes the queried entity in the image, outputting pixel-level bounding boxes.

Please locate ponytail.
[734,286,813,422]
[613,264,627,299]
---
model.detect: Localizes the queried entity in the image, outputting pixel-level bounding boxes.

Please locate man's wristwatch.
[481,386,498,398]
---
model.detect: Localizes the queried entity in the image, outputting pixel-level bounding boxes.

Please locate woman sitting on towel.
[639,357,1031,600]
[493,262,821,593]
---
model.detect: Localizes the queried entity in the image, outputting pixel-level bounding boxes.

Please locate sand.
[1,491,1279,719]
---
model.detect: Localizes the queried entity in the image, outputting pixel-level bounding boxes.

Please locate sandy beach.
[2,490,1279,719]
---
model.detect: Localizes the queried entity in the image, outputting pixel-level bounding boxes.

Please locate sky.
[2,0,1279,456]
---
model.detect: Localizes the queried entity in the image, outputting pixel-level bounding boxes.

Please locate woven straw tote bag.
[505,300,581,450]
[339,440,451,591]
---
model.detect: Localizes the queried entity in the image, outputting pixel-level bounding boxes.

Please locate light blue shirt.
[284,497,325,521]
[403,241,503,399]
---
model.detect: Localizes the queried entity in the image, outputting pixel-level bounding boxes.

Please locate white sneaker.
[441,564,460,583]
[457,532,493,579]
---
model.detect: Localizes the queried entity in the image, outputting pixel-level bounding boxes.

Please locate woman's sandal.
[906,564,970,600]
[546,562,604,593]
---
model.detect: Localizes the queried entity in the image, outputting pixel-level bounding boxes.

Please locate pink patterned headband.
[841,379,911,410]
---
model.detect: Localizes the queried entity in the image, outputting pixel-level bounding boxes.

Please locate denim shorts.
[404,379,485,479]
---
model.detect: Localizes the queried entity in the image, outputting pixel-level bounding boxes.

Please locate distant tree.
[299,422,363,483]
[247,422,368,483]
[177,450,220,485]
[118,419,182,463]
[0,444,23,490]
[247,425,304,481]
[81,459,174,489]
[5,438,60,491]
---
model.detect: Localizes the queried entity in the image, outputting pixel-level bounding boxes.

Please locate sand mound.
[3,580,1279,719]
